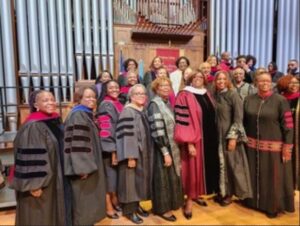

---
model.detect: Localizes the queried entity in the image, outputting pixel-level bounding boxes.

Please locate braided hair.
[28,90,45,113]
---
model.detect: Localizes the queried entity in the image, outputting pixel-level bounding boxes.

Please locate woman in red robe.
[174,70,219,219]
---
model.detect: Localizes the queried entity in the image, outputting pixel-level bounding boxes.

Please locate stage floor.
[0,192,299,225]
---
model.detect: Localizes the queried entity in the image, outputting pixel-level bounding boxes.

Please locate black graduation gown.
[11,119,67,226]
[116,106,153,204]
[64,110,106,225]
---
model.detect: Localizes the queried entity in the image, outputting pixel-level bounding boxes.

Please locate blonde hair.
[151,77,172,94]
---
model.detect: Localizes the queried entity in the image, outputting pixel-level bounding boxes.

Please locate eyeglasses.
[133,92,146,96]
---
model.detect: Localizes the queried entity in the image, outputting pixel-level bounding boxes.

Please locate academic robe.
[97,97,123,192]
[244,93,295,214]
[214,89,253,199]
[116,105,153,204]
[11,112,68,226]
[175,86,220,198]
[148,96,184,215]
[64,106,106,225]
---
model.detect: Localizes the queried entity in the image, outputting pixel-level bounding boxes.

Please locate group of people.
[9,53,299,225]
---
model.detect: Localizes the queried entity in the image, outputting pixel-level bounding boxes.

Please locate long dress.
[11,112,69,226]
[284,92,300,190]
[116,105,153,214]
[148,96,184,215]
[97,96,123,193]
[214,89,252,199]
[64,105,106,225]
[244,93,295,214]
[175,87,220,196]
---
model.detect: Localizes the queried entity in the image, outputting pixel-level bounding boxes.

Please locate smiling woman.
[244,72,295,218]
[64,86,106,225]
[213,71,253,207]
[10,90,72,226]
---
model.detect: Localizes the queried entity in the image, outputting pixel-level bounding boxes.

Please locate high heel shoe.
[113,204,122,212]
[126,212,143,224]
[137,206,149,217]
[183,211,192,220]
[159,214,177,222]
[106,212,119,219]
[194,198,208,207]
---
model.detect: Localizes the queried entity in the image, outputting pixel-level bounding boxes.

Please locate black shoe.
[219,197,232,207]
[194,198,208,207]
[213,194,223,203]
[113,205,122,212]
[127,212,143,224]
[183,211,192,220]
[159,214,177,222]
[137,206,149,217]
[106,212,119,219]
[266,212,278,218]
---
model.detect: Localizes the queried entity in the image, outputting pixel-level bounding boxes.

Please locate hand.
[164,154,172,167]
[227,139,237,151]
[188,143,196,157]
[111,152,118,166]
[30,189,43,198]
[80,174,88,180]
[128,158,136,168]
[282,149,292,163]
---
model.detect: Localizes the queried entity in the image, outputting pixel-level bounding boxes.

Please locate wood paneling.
[114,24,205,77]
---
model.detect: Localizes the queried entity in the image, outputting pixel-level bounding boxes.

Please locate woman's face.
[178,59,188,71]
[34,92,56,114]
[153,57,163,69]
[200,63,211,77]
[256,73,272,93]
[233,68,245,83]
[267,63,274,72]
[156,81,171,99]
[127,72,138,86]
[288,77,300,93]
[191,73,204,89]
[100,72,112,83]
[208,56,217,67]
[157,68,168,78]
[183,68,193,81]
[107,81,120,99]
[215,73,228,91]
[127,60,137,71]
[80,89,96,109]
[130,86,147,107]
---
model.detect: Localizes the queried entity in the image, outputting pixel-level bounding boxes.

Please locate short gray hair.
[128,84,147,101]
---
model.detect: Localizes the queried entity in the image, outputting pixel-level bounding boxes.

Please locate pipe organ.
[0,0,115,132]
[114,0,200,26]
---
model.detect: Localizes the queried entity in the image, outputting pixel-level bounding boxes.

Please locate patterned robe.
[148,96,184,214]
[244,93,295,214]
[214,89,253,199]
[97,96,123,192]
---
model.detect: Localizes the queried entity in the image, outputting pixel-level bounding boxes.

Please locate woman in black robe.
[64,87,106,225]
[116,84,153,224]
[11,90,71,226]
[148,77,184,222]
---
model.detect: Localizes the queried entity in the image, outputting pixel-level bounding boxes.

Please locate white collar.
[184,86,207,95]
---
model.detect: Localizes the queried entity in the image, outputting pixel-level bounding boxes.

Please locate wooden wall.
[113,24,205,77]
